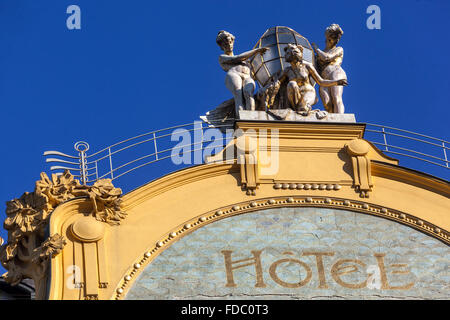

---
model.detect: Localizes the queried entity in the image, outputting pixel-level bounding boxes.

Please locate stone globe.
[250,26,315,87]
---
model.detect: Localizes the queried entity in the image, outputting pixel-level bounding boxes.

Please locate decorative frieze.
[274,183,342,190]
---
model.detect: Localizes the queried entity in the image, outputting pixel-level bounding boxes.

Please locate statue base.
[238,109,356,123]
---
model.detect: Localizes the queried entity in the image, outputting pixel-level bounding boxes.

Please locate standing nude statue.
[274,44,347,115]
[216,30,268,115]
[312,24,347,113]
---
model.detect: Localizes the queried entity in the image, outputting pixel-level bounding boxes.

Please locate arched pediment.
[45,123,448,300]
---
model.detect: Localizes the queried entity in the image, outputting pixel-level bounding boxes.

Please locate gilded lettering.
[331,259,367,289]
[221,250,414,291]
[374,254,414,290]
[221,250,266,288]
[269,257,312,288]
[302,251,334,288]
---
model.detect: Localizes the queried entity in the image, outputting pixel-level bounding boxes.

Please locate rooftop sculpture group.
[212,25,348,122]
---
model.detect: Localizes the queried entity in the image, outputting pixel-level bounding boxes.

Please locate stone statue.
[202,26,352,125]
[273,44,347,115]
[312,24,347,113]
[216,30,268,115]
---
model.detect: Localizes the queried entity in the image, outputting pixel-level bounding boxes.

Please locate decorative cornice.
[113,195,449,300]
[235,121,366,138]
[371,161,450,197]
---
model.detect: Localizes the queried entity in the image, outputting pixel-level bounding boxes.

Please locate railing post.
[153,132,158,160]
[108,147,114,179]
[200,121,204,151]
[201,122,205,164]
[95,161,99,182]
[443,142,448,168]
[74,142,90,185]
[382,127,389,151]
[81,152,87,184]
[193,121,203,164]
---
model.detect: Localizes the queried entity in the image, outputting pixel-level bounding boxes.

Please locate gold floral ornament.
[31,234,67,265]
[35,170,81,206]
[0,170,126,298]
[88,179,127,225]
[4,192,48,242]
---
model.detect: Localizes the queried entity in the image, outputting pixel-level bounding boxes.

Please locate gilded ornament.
[0,170,126,299]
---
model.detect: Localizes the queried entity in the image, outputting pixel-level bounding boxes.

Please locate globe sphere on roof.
[250,26,315,87]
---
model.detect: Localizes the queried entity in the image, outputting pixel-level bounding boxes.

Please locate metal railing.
[44,121,235,185]
[364,123,448,171]
[43,120,449,186]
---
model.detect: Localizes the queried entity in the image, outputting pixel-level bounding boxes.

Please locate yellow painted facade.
[41,122,449,300]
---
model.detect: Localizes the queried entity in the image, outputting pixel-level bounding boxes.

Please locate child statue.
[216,30,268,115]
[312,24,347,113]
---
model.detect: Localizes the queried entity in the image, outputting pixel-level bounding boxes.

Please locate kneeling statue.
[275,44,347,115]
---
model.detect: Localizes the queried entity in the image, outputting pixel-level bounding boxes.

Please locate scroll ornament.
[345,139,373,198]
[0,170,126,298]
[237,135,260,196]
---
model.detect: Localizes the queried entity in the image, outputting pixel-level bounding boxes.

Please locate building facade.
[2,121,446,300]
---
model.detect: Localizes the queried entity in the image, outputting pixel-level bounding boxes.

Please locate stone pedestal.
[239,109,356,123]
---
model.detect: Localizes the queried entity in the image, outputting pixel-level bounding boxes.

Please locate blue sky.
[0,0,449,245]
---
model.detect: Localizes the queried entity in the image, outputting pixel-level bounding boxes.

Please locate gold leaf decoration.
[0,170,126,298]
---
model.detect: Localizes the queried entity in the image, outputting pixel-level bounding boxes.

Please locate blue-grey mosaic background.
[126,207,449,299]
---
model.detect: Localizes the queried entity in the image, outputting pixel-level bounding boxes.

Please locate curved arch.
[46,122,449,300]
[114,195,449,300]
